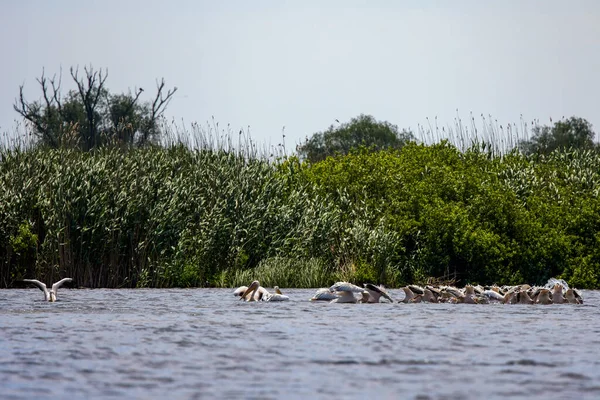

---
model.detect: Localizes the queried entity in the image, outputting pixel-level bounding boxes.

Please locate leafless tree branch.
[70,65,108,150]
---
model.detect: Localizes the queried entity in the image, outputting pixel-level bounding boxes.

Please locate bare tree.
[140,78,178,145]
[14,68,66,148]
[70,66,108,150]
[14,66,177,150]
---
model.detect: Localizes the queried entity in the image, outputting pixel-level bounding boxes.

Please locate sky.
[1,0,599,151]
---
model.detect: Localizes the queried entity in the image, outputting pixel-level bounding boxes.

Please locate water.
[1,288,599,400]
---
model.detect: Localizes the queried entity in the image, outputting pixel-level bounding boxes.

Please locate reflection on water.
[1,288,599,399]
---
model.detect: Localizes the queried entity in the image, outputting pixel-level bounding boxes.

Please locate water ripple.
[0,288,598,399]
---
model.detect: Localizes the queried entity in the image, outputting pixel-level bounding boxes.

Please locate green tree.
[520,116,596,155]
[297,114,415,163]
[14,66,177,150]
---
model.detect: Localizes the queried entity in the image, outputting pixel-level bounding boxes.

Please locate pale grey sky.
[1,0,599,149]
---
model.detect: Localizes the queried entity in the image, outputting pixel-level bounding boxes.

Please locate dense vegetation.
[2,139,600,289]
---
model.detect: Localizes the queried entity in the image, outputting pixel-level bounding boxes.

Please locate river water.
[1,288,599,400]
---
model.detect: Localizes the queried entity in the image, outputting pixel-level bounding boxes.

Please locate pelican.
[462,285,477,304]
[362,283,394,303]
[535,289,552,304]
[400,287,417,303]
[482,289,505,302]
[328,281,364,303]
[310,288,338,301]
[410,294,423,303]
[441,286,463,300]
[516,290,534,304]
[264,286,290,302]
[425,285,442,299]
[565,288,583,304]
[239,280,268,301]
[330,290,359,303]
[22,278,72,302]
[329,282,364,293]
[233,286,248,297]
[422,288,438,303]
[551,283,565,304]
[408,285,425,295]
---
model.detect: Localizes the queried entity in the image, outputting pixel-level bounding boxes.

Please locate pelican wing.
[22,279,48,292]
[265,293,289,302]
[330,282,363,293]
[310,288,338,301]
[52,278,73,293]
[233,286,248,296]
[408,285,425,295]
[544,278,569,291]
[363,283,394,302]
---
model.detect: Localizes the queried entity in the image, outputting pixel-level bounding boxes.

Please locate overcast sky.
[1,0,599,150]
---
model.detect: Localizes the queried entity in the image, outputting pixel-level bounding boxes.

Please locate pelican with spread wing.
[22,278,73,302]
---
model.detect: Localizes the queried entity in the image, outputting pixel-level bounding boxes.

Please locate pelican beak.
[240,281,259,300]
[49,292,57,302]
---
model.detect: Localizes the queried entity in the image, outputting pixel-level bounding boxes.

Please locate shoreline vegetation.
[4,66,596,290]
[2,117,600,290]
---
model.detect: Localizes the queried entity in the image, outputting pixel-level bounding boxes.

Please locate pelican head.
[240,280,260,301]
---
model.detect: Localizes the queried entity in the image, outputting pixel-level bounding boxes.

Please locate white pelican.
[329,281,364,293]
[422,288,438,303]
[22,278,72,302]
[362,283,394,303]
[516,290,534,304]
[462,285,477,304]
[264,286,290,302]
[441,286,463,300]
[551,283,565,304]
[408,285,425,295]
[535,289,552,304]
[310,288,338,301]
[233,286,248,296]
[330,290,359,303]
[425,285,442,300]
[238,280,268,301]
[329,282,364,304]
[482,289,505,302]
[565,288,583,304]
[400,287,417,303]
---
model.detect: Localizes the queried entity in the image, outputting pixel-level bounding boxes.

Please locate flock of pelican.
[392,278,583,305]
[235,278,584,305]
[20,276,583,306]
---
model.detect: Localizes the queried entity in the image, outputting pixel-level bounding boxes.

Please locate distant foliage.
[519,116,596,155]
[297,114,415,163]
